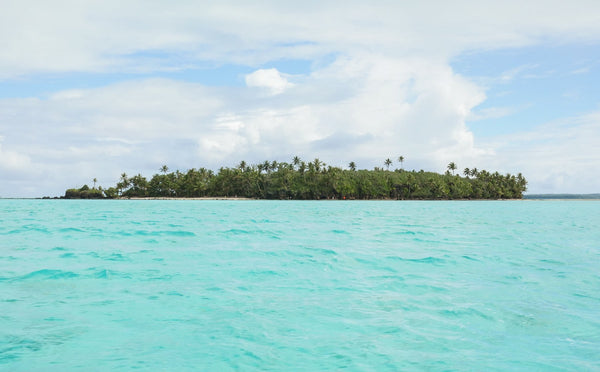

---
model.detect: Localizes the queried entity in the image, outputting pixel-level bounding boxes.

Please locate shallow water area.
[1,200,599,370]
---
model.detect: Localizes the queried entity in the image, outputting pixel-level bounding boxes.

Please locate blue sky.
[0,59,319,98]
[1,1,600,197]
[455,43,600,137]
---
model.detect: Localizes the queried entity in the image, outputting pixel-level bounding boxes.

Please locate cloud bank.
[2,1,600,78]
[1,1,600,196]
[0,56,490,196]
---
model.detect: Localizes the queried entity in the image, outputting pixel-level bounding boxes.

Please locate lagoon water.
[1,200,599,370]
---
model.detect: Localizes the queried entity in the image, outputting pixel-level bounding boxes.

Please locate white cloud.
[468,106,518,121]
[478,112,600,193]
[2,1,600,78]
[245,68,293,95]
[0,142,31,171]
[0,55,494,196]
[499,64,540,82]
[569,67,591,75]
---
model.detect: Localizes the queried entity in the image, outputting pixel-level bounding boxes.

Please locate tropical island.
[64,157,527,200]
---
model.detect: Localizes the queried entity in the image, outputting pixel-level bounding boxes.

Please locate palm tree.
[348,161,356,171]
[313,158,322,172]
[384,158,392,170]
[238,160,247,171]
[463,168,470,178]
[299,161,307,174]
[517,173,527,192]
[160,165,169,174]
[447,162,457,175]
[117,173,130,196]
[262,160,271,173]
[292,156,301,169]
[398,156,404,170]
[93,178,97,189]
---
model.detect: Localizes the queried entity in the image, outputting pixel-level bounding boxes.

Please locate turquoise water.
[1,200,599,371]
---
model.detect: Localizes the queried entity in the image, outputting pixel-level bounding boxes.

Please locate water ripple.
[15,269,79,281]
[1,200,599,370]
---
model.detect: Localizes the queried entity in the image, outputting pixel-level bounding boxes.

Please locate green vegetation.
[65,158,527,200]
[64,184,105,199]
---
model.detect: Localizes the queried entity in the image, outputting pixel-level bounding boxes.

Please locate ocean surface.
[1,200,599,371]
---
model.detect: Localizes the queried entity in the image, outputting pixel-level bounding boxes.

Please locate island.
[64,158,527,200]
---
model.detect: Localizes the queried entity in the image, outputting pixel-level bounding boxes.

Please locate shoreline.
[119,196,256,200]
[85,198,597,201]
[117,197,527,201]
[21,197,530,201]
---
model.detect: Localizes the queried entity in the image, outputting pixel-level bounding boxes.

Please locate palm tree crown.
[384,158,392,170]
[447,162,457,175]
[398,156,404,170]
[292,156,301,168]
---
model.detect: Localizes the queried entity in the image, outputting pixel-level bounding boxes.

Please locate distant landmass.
[524,194,600,200]
[63,158,528,200]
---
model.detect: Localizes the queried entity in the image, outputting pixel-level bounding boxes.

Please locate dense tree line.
[64,184,105,199]
[65,158,527,200]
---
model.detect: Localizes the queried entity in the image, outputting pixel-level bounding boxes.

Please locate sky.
[1,0,600,197]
